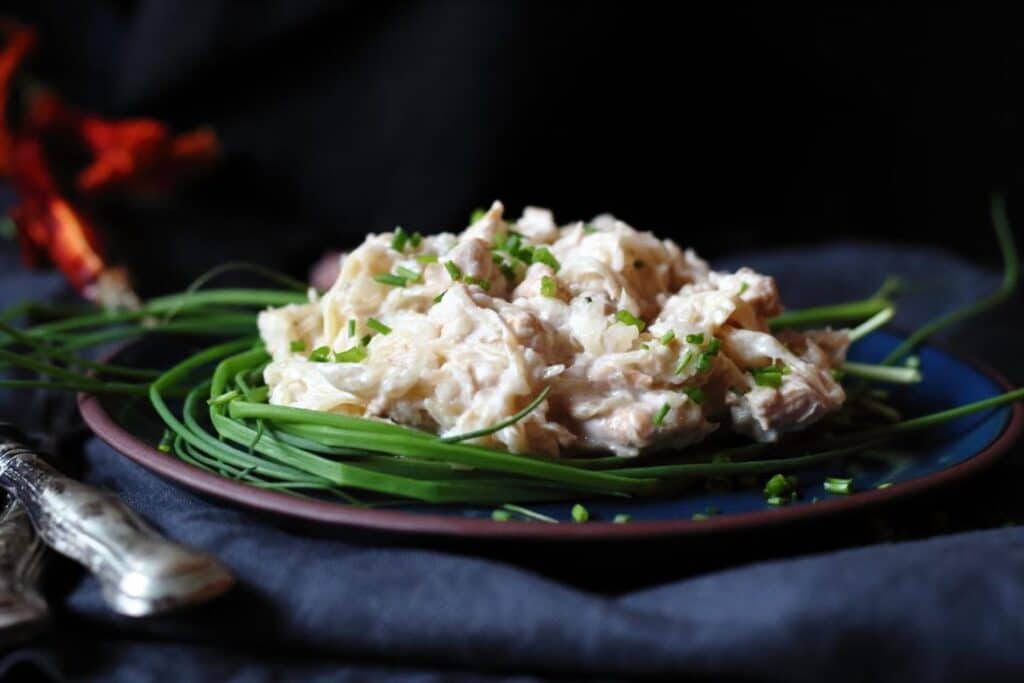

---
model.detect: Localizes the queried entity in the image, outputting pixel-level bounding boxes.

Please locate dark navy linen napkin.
[2,242,1023,682]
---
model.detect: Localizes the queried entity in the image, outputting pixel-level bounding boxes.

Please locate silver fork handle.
[0,496,48,645]
[0,433,234,617]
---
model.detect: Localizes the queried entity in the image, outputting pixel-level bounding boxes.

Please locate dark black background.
[5,2,1023,295]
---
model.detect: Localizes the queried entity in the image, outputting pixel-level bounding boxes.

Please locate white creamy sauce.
[258,201,848,457]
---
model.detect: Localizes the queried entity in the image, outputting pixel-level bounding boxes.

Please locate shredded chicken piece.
[259,200,847,457]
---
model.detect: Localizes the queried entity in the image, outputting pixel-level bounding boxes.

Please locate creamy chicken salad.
[258,202,848,457]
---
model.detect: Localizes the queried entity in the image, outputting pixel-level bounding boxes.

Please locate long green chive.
[444,261,463,281]
[659,330,676,345]
[824,477,853,495]
[880,195,1017,365]
[841,362,921,384]
[441,386,551,443]
[540,275,556,298]
[391,226,409,252]
[367,318,392,335]
[849,307,895,342]
[532,247,560,272]
[685,332,704,344]
[289,340,306,353]
[653,403,671,427]
[417,253,438,264]
[615,309,645,331]
[682,387,705,404]
[395,266,421,282]
[571,503,589,523]
[308,346,332,362]
[675,351,694,374]
[374,273,407,287]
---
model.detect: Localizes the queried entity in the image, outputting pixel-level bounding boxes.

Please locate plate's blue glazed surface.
[400,330,1011,522]
[85,329,1016,536]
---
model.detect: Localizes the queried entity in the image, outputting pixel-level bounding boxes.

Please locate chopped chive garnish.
[615,309,645,331]
[410,232,423,248]
[335,345,368,363]
[738,282,749,295]
[470,208,487,224]
[640,343,650,351]
[696,353,713,372]
[540,275,556,297]
[491,509,511,522]
[831,368,846,381]
[583,224,599,234]
[613,514,631,523]
[682,386,705,404]
[705,339,721,355]
[463,276,491,291]
[308,346,332,362]
[360,334,372,347]
[444,261,463,281]
[391,226,409,252]
[367,318,392,335]
[532,247,560,272]
[417,253,438,264]
[433,290,447,304]
[348,319,356,337]
[653,403,671,427]
[571,503,589,523]
[289,340,306,353]
[396,266,421,282]
[374,273,407,287]
[763,473,798,500]
[751,367,783,388]
[685,332,704,344]
[659,330,676,345]
[499,262,517,282]
[824,477,853,495]
[675,351,694,374]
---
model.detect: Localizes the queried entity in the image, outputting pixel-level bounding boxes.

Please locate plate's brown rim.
[78,355,1023,541]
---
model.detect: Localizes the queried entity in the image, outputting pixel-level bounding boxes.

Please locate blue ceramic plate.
[79,330,1022,539]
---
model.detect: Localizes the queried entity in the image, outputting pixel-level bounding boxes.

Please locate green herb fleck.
[532,247,561,271]
[444,260,463,281]
[653,402,671,427]
[463,276,491,291]
[615,309,646,331]
[391,226,409,252]
[705,339,721,355]
[360,334,372,347]
[410,232,423,248]
[289,340,306,353]
[540,275,556,297]
[751,366,784,388]
[417,253,438,264]
[433,290,447,304]
[395,266,421,282]
[491,509,511,522]
[571,503,590,523]
[696,352,713,372]
[348,319,356,337]
[738,282,749,295]
[309,346,332,362]
[335,345,368,363]
[685,333,705,344]
[374,273,407,287]
[367,318,392,335]
[824,477,853,495]
[613,514,631,523]
[659,330,676,345]
[763,473,798,502]
[682,386,705,404]
[470,208,487,224]
[675,351,694,374]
